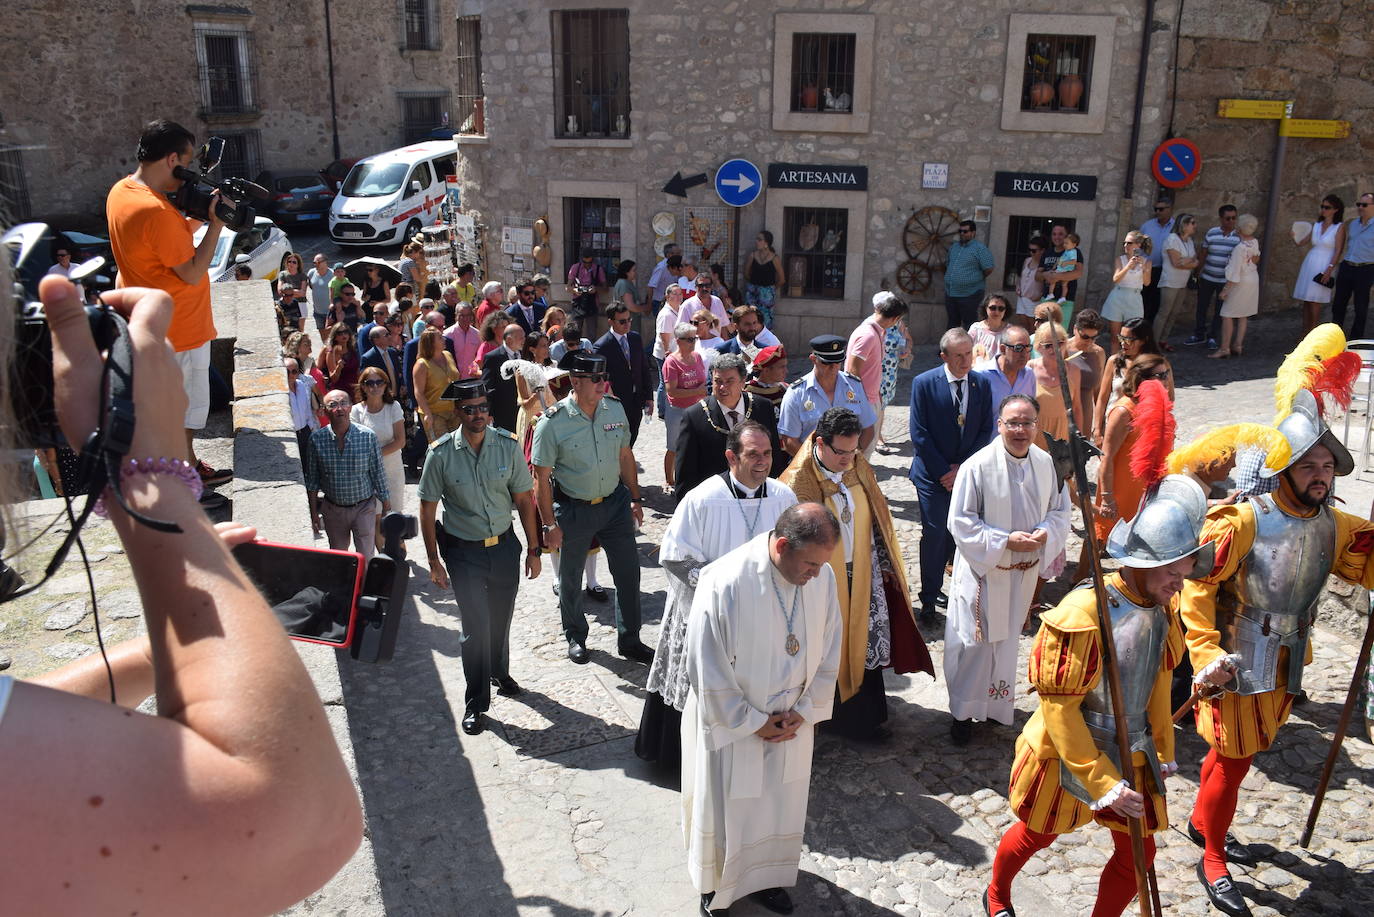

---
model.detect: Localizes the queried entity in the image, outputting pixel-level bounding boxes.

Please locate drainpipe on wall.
[1119,0,1159,240]
[324,0,341,160]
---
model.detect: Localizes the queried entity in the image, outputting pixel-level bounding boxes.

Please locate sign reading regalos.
[767,163,869,191]
[993,171,1098,201]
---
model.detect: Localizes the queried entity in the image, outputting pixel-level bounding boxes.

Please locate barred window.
[1002,215,1074,290]
[454,16,484,134]
[215,130,263,181]
[1021,34,1094,114]
[790,33,856,113]
[783,207,848,299]
[194,26,258,117]
[400,93,450,143]
[403,0,438,51]
[564,197,622,283]
[552,9,631,139]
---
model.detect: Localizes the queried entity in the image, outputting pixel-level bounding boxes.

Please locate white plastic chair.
[1343,340,1374,471]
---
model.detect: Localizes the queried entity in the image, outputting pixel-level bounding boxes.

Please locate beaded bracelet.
[93,457,205,518]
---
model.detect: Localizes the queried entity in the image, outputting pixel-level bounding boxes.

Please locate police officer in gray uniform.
[531,352,655,665]
[419,378,542,735]
[777,334,878,457]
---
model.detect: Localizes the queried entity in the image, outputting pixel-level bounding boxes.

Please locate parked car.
[253,169,334,227]
[194,215,292,283]
[3,222,115,300]
[321,157,361,194]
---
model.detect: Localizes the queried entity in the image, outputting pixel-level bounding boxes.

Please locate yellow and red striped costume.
[1007,572,1185,836]
[1180,488,1374,758]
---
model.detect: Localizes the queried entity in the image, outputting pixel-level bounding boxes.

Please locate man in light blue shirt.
[943,220,994,331]
[1333,191,1374,339]
[1139,198,1174,329]
[974,325,1035,443]
[778,335,878,456]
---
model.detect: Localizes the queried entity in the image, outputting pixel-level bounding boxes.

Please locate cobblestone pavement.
[5,312,1373,915]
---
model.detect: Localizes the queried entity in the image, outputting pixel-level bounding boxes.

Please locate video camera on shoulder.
[170,137,270,233]
[233,512,420,663]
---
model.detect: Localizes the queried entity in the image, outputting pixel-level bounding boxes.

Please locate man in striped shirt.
[1188,205,1240,351]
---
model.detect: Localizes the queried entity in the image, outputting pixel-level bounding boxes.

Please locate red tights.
[989,822,1156,917]
[1192,747,1254,881]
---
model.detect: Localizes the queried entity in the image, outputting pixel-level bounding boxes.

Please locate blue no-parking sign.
[715,159,763,207]
[1151,138,1203,189]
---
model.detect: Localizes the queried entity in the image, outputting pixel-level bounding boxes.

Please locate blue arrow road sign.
[715,159,763,207]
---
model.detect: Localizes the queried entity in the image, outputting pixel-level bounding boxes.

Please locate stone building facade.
[453,0,1186,343]
[0,0,463,225]
[1167,0,1374,313]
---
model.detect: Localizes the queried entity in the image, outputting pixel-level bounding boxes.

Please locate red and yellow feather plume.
[1273,323,1350,424]
[1165,423,1291,476]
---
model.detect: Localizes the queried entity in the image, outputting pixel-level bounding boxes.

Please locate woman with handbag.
[1156,213,1200,349]
[1294,194,1346,335]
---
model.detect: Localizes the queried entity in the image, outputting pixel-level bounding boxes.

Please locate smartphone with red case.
[233,540,365,648]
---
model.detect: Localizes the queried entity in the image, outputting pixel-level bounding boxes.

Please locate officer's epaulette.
[604,393,622,401]
[545,401,565,416]
[839,370,859,380]
[490,426,518,441]
[429,431,454,449]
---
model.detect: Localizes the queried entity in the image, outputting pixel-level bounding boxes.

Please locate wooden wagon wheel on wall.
[903,206,961,267]
[896,260,933,295]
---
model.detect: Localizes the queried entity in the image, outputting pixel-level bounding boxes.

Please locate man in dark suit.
[403,309,455,396]
[359,319,406,402]
[356,300,391,357]
[480,323,525,432]
[505,281,548,334]
[907,328,994,624]
[673,352,785,504]
[594,302,654,444]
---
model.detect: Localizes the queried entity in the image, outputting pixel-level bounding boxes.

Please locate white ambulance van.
[328,140,456,246]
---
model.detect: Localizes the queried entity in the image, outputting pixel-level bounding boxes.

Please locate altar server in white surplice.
[682,504,843,917]
[636,421,797,768]
[944,393,1071,743]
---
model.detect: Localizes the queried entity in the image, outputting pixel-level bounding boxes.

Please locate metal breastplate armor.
[1216,494,1334,696]
[1060,580,1169,806]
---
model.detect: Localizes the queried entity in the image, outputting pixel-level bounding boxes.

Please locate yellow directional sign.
[1280,118,1352,139]
[1218,99,1290,119]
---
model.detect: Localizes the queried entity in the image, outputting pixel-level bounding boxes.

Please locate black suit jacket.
[594,330,653,408]
[672,394,784,504]
[360,346,405,397]
[480,347,520,433]
[506,302,548,335]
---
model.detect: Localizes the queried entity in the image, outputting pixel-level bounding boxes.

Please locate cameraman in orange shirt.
[106,119,233,503]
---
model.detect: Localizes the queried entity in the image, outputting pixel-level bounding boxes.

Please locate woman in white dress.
[1293,194,1347,335]
[1211,213,1262,359]
[350,366,406,538]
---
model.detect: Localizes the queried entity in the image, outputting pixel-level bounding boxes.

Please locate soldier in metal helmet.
[1180,388,1374,917]
[986,476,1233,917]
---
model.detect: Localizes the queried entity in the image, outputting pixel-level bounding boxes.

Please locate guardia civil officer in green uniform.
[419,378,542,736]
[532,351,655,666]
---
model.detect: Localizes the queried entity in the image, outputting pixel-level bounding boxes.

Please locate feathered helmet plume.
[1129,378,1176,490]
[1165,423,1291,476]
[1273,323,1363,424]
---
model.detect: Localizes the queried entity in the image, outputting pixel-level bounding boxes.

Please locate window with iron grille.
[552,10,631,139]
[0,143,32,222]
[455,16,484,134]
[1020,34,1094,114]
[563,197,622,284]
[400,93,450,143]
[194,25,258,117]
[782,207,848,299]
[1002,215,1075,290]
[215,130,263,180]
[403,0,438,51]
[790,34,856,113]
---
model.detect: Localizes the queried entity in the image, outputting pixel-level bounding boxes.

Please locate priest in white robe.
[636,420,798,766]
[682,504,843,916]
[944,393,1071,742]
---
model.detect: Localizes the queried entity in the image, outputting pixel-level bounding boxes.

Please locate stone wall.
[1171,0,1374,311]
[454,0,1183,344]
[1,0,461,223]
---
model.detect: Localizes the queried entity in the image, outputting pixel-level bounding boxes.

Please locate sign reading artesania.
[993,171,1098,201]
[767,163,869,191]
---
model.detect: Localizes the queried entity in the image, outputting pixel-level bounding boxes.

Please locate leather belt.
[561,493,607,505]
[997,559,1040,572]
[447,528,510,548]
[324,496,372,508]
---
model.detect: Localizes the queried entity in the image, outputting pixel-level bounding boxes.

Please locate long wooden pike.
[1044,324,1163,917]
[1300,591,1374,848]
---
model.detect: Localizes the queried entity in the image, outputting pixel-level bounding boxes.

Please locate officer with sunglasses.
[419,378,542,736]
[531,351,655,666]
